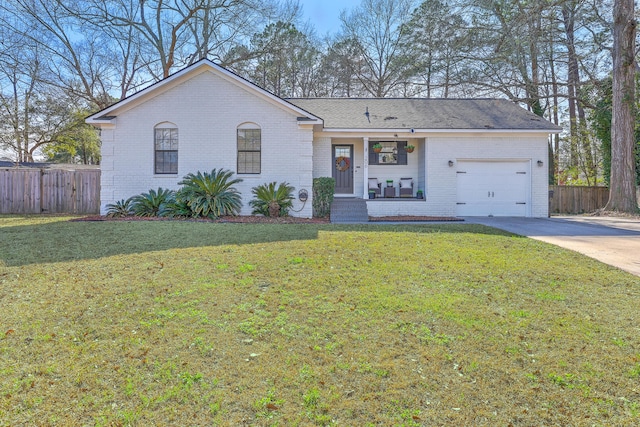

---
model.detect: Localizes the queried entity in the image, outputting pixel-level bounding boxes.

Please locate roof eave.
[297,117,323,125]
[321,127,562,134]
[86,116,117,127]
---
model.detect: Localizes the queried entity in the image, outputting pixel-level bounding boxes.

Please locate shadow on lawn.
[0,219,515,267]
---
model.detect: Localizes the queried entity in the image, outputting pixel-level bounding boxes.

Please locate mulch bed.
[70,215,331,224]
[72,215,461,223]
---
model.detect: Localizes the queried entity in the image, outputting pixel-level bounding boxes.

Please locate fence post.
[39,168,44,213]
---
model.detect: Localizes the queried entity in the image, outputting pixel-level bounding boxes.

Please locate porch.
[331,136,426,200]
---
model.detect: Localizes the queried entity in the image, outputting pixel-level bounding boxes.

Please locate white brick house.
[86,60,561,218]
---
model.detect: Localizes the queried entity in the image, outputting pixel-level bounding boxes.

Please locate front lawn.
[1,216,638,425]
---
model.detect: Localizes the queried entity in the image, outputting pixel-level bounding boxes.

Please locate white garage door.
[456,160,530,217]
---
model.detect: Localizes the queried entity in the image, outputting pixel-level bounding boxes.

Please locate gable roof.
[86,59,560,133]
[86,59,322,125]
[287,98,562,132]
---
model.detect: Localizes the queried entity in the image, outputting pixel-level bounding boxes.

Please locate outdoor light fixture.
[537,160,544,167]
[448,160,454,167]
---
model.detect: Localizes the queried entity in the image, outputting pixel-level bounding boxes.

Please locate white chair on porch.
[368,178,381,198]
[399,178,413,197]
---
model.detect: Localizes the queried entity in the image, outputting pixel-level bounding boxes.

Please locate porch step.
[330,197,369,223]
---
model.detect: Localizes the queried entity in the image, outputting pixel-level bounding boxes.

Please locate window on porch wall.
[369,141,408,165]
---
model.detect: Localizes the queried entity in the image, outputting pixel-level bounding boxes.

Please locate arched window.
[154,122,178,174]
[237,123,261,174]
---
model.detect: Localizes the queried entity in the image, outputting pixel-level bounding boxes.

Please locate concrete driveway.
[464,216,640,277]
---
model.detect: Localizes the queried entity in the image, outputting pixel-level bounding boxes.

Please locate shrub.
[105,198,133,217]
[312,177,335,218]
[131,188,175,217]
[249,182,295,217]
[159,189,192,218]
[178,169,243,219]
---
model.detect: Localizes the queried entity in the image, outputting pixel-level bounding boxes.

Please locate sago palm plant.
[130,188,175,217]
[249,182,295,217]
[105,198,133,217]
[178,169,243,218]
[159,189,192,218]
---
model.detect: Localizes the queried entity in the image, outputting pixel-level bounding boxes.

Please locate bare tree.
[604,0,637,212]
[339,0,417,97]
[99,14,148,102]
[83,0,280,79]
[0,40,83,162]
[0,0,123,109]
[0,0,126,160]
[0,36,40,161]
[187,0,284,66]
[84,0,209,79]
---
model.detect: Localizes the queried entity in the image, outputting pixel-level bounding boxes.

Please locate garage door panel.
[456,203,526,217]
[456,161,530,217]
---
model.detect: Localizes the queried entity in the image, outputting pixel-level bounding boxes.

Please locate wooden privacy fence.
[0,168,100,214]
[548,185,640,214]
[549,185,609,214]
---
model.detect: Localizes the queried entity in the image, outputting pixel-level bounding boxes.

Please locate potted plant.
[368,190,376,199]
[405,144,415,153]
[416,190,424,199]
[372,143,383,153]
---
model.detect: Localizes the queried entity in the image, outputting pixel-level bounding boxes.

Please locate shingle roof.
[287,98,561,131]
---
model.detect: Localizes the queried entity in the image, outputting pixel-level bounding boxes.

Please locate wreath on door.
[335,156,350,172]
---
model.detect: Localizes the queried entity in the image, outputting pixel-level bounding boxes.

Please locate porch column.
[363,137,369,198]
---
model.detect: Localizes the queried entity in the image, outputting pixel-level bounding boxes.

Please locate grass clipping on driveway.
[1,216,639,426]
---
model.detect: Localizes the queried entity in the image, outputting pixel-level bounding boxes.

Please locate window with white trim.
[237,124,261,174]
[154,123,178,174]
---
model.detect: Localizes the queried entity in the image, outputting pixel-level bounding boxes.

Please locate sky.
[300,0,363,36]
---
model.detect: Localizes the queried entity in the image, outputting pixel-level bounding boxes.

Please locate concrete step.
[330,198,369,223]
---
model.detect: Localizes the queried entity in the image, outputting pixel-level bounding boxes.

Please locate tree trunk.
[563,3,597,184]
[562,5,580,171]
[268,201,280,217]
[605,0,637,212]
[548,12,560,185]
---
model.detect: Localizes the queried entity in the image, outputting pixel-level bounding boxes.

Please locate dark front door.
[332,145,354,194]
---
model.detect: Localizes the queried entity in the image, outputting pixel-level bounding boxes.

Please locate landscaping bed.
[73,215,460,223]
[72,215,330,224]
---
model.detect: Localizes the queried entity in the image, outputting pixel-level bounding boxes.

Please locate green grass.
[1,215,639,425]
